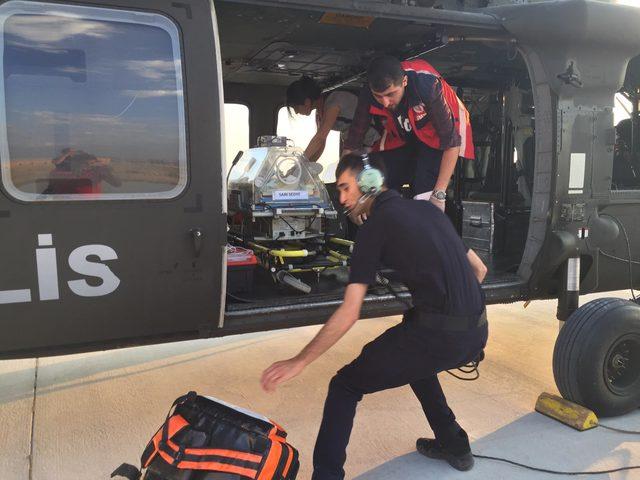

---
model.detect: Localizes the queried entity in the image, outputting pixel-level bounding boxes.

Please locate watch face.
[434,191,446,201]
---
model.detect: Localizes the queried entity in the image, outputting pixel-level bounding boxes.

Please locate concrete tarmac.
[0,291,639,479]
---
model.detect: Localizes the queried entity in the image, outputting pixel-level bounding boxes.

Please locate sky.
[4,12,184,163]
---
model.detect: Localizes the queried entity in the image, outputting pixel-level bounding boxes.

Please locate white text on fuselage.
[0,234,120,304]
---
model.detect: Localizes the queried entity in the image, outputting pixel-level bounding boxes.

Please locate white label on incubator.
[274,190,308,200]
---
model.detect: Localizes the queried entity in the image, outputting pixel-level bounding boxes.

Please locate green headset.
[356,154,385,196]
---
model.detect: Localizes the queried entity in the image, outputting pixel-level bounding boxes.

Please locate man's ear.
[402,75,408,88]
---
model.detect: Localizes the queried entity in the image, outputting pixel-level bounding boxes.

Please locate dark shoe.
[416,437,474,471]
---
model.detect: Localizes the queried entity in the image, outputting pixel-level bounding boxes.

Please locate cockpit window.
[0,1,187,201]
[612,88,640,190]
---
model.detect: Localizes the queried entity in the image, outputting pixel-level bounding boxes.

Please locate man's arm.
[306,138,326,163]
[420,78,462,209]
[434,145,460,193]
[423,78,459,151]
[305,104,339,162]
[420,78,460,191]
[261,283,368,392]
[466,248,488,284]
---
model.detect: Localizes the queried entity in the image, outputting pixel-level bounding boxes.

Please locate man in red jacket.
[344,56,474,211]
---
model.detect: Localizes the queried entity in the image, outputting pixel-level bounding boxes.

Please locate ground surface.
[0,290,639,479]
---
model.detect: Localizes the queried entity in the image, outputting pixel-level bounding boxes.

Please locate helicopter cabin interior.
[218,1,640,315]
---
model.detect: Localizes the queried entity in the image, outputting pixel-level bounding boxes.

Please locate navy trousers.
[372,141,444,197]
[311,313,488,480]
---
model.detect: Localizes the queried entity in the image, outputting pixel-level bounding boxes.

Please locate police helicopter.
[1,0,640,417]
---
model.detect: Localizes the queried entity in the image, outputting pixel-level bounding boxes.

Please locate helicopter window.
[276,106,340,184]
[0,1,187,201]
[224,103,250,175]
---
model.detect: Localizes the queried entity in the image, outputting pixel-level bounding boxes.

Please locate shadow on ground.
[0,331,282,405]
[354,412,640,480]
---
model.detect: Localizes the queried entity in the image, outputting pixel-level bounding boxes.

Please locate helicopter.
[1,0,639,416]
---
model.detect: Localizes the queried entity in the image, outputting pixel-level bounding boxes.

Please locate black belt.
[407,308,487,332]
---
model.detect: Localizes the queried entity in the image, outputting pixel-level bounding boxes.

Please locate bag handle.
[110,464,141,480]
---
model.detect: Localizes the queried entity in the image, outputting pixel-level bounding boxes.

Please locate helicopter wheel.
[553,297,640,417]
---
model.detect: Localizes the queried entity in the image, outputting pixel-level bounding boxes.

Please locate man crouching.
[261,154,488,480]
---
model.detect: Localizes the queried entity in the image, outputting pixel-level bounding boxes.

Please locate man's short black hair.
[367,56,405,92]
[335,153,387,182]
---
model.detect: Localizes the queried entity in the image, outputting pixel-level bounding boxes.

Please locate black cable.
[256,202,319,235]
[280,216,307,235]
[472,422,640,475]
[445,368,479,381]
[378,276,482,381]
[599,250,640,266]
[474,454,640,475]
[456,365,479,374]
[599,424,640,435]
[599,213,637,300]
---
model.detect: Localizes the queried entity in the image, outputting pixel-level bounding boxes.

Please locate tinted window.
[0,1,187,201]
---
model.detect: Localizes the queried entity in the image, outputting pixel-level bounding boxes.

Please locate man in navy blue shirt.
[262,154,488,480]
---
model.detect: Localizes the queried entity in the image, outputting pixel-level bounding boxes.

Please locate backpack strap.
[153,421,262,478]
[143,414,190,467]
[112,391,197,479]
[160,391,197,450]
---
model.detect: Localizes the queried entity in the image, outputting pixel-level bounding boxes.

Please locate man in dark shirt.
[344,56,475,211]
[261,154,488,480]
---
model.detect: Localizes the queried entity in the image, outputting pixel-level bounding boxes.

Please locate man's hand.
[261,357,306,393]
[350,212,367,225]
[259,284,367,393]
[429,195,445,212]
[466,248,488,283]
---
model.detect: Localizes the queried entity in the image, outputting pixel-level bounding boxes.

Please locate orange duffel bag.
[112,391,299,480]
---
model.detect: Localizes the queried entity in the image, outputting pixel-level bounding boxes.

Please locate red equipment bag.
[112,391,299,480]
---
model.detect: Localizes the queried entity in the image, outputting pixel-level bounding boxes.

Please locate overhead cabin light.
[318,12,375,28]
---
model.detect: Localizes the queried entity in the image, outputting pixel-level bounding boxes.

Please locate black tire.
[553,297,640,417]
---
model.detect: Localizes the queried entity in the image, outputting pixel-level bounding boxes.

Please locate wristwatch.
[432,189,447,201]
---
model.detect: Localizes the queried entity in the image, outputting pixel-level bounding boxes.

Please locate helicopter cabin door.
[0,0,226,357]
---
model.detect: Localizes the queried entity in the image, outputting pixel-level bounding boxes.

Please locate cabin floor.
[0,291,638,479]
[225,247,524,310]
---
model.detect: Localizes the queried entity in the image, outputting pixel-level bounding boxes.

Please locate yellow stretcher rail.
[328,237,354,250]
[246,241,269,252]
[233,235,351,267]
[268,249,311,258]
[328,250,350,261]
